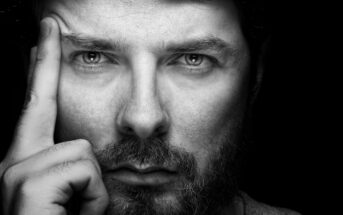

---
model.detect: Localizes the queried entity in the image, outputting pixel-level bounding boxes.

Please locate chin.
[106,193,183,215]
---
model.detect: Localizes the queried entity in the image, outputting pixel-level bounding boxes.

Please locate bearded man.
[0,0,300,214]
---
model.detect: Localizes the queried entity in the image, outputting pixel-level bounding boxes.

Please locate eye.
[169,53,217,70]
[184,54,204,66]
[167,53,218,75]
[82,51,102,64]
[71,51,115,66]
[69,51,118,73]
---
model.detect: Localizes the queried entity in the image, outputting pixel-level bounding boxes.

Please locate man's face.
[44,0,250,214]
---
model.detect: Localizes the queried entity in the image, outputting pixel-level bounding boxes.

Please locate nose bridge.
[117,52,167,138]
[131,52,160,113]
[131,64,160,122]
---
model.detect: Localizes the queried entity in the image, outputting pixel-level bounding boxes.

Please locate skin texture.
[0,0,251,214]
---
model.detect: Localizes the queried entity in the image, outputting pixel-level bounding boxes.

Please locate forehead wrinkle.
[61,33,129,52]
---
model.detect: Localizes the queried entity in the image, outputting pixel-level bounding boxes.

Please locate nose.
[117,57,169,139]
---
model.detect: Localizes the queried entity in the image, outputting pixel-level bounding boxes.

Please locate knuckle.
[19,176,39,196]
[22,92,56,114]
[1,166,16,187]
[35,45,47,65]
[1,164,26,193]
[23,91,39,110]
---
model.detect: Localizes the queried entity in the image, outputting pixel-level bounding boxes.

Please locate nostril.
[118,117,168,139]
[155,124,168,135]
[121,126,135,135]
[116,100,169,139]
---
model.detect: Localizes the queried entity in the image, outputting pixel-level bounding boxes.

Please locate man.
[0,0,300,214]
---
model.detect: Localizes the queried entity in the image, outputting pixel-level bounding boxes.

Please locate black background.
[0,1,328,214]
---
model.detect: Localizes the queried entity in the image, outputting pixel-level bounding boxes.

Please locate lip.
[104,164,179,186]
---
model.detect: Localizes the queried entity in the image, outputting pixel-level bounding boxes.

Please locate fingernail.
[39,18,52,40]
[30,46,38,56]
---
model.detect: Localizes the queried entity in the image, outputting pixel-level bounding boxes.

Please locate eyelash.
[72,51,113,64]
[169,53,219,73]
[70,51,218,74]
[70,51,116,72]
[174,53,217,64]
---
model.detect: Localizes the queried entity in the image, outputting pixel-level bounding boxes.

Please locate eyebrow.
[165,37,239,56]
[61,34,239,57]
[61,34,127,52]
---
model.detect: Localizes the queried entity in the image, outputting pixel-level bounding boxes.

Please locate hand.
[0,17,109,215]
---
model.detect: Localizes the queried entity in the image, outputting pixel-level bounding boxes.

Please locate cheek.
[55,73,119,150]
[168,73,249,173]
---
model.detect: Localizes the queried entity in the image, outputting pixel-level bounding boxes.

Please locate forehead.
[43,0,243,49]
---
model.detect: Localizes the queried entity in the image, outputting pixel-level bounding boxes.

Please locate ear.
[249,37,270,106]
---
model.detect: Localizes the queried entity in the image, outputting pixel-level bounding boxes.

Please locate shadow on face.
[41,0,252,214]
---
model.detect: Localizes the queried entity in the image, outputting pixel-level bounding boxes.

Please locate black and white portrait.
[0,0,316,214]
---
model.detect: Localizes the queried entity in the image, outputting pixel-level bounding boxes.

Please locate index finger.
[11,17,61,160]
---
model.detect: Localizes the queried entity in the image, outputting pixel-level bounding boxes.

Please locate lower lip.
[105,169,178,186]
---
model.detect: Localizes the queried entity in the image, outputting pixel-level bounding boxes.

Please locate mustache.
[95,134,197,181]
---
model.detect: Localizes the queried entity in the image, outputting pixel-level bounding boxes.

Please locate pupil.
[186,54,202,66]
[189,54,198,63]
[88,52,97,61]
[82,52,101,64]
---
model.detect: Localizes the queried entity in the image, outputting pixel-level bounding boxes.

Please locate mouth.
[104,164,179,186]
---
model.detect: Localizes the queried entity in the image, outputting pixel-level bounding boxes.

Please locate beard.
[93,129,241,215]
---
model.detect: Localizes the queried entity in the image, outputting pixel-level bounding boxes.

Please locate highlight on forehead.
[34,0,234,17]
